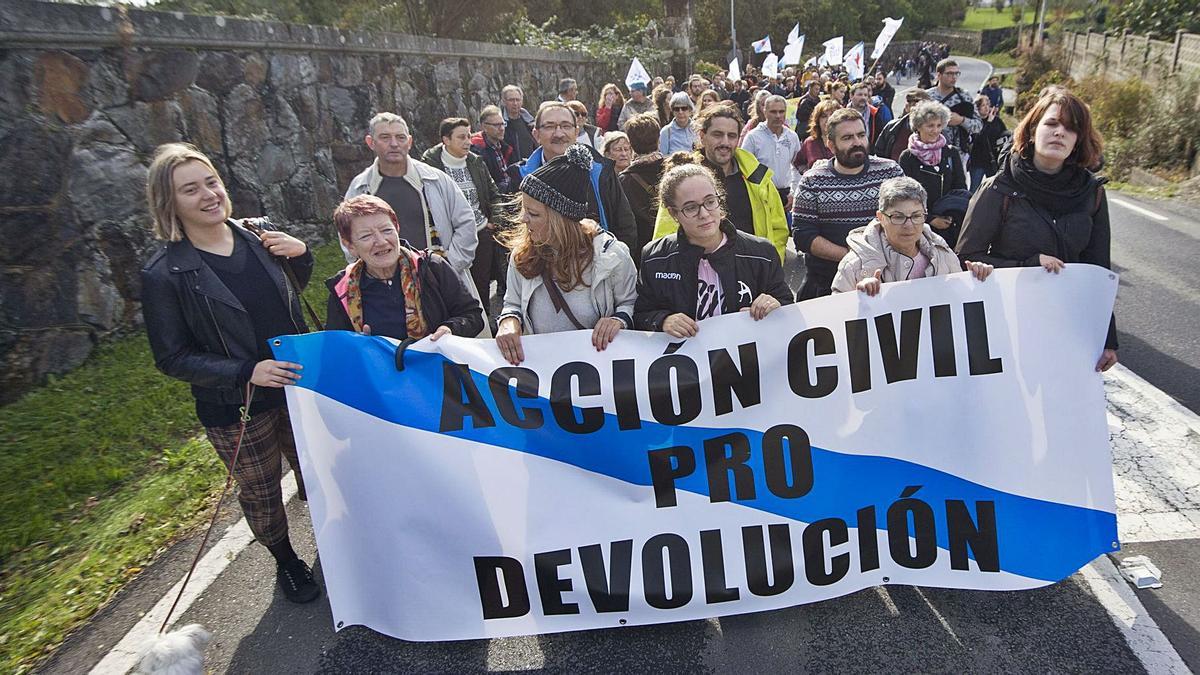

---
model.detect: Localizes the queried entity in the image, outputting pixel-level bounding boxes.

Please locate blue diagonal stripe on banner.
[273,331,1117,583]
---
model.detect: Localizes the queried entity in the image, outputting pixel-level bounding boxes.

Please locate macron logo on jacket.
[655,271,682,280]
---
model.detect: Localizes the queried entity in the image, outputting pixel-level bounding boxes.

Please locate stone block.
[76,248,125,330]
[178,87,223,155]
[0,327,95,405]
[256,143,292,184]
[196,52,244,95]
[106,100,185,154]
[0,120,71,208]
[84,57,129,110]
[223,83,269,158]
[130,50,198,102]
[269,54,317,92]
[34,50,91,123]
[65,144,148,229]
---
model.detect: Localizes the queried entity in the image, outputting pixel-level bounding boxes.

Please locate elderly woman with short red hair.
[326,194,483,340]
[958,88,1118,372]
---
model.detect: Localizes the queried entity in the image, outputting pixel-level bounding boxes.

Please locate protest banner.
[276,267,1120,642]
[871,17,905,60]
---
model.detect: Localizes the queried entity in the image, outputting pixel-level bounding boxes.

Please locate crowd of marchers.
[136,54,1119,605]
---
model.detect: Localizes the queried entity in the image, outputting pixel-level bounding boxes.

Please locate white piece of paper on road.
[279,267,1120,641]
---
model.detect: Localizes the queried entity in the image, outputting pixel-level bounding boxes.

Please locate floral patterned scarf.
[334,248,428,339]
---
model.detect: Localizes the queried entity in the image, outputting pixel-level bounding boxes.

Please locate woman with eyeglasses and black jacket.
[634,154,793,338]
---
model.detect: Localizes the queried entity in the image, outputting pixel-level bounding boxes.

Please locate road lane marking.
[90,472,298,675]
[1108,365,1200,544]
[1111,197,1169,222]
[1081,556,1190,674]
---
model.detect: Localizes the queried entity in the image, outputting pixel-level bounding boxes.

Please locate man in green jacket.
[652,104,789,263]
[421,118,503,325]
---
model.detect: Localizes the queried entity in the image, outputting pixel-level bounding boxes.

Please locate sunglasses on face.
[673,106,692,112]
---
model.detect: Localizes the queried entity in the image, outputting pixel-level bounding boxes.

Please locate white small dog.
[136,624,211,675]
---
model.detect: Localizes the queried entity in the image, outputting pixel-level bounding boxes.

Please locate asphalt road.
[41,56,1200,675]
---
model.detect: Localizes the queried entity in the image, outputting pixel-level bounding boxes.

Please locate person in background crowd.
[618,81,655,130]
[521,102,638,258]
[698,89,722,112]
[664,75,676,91]
[495,145,637,365]
[635,158,793,335]
[687,75,707,106]
[968,94,1008,193]
[596,83,625,134]
[729,78,751,112]
[619,113,666,258]
[926,58,981,160]
[741,94,801,215]
[326,195,483,339]
[652,83,674,127]
[711,71,729,99]
[346,113,484,329]
[471,105,521,194]
[874,89,932,161]
[602,131,633,174]
[566,100,602,150]
[654,104,789,263]
[651,75,665,88]
[898,101,967,248]
[501,84,537,160]
[872,70,896,111]
[792,107,904,300]
[794,79,823,135]
[660,92,698,155]
[979,75,1004,110]
[421,117,504,325]
[557,77,578,103]
[832,176,992,294]
[848,82,891,149]
[738,90,771,145]
[827,81,848,106]
[141,143,320,604]
[957,89,1118,372]
[792,98,840,176]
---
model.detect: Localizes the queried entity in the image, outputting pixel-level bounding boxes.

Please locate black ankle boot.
[276,558,321,603]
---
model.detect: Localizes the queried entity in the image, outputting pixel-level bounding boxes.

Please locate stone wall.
[0,0,658,403]
[1062,29,1200,87]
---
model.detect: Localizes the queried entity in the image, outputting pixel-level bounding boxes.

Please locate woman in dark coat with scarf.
[898,100,968,249]
[957,89,1118,372]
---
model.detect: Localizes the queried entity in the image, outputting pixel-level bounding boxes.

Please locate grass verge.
[960,7,1033,31]
[0,240,343,673]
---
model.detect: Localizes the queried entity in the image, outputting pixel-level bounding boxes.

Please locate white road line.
[1081,556,1190,674]
[90,472,298,675]
[1107,365,1200,544]
[1111,197,1170,222]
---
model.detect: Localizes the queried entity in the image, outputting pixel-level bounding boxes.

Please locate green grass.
[0,241,343,674]
[980,50,1018,70]
[960,6,1035,31]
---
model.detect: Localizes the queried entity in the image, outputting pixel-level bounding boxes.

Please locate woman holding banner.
[325,195,484,340]
[634,156,793,337]
[140,143,320,604]
[957,89,1118,372]
[831,176,992,295]
[494,144,637,365]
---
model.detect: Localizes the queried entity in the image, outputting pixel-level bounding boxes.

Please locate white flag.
[805,55,818,68]
[752,35,773,54]
[625,57,651,90]
[761,53,780,79]
[843,41,865,80]
[782,34,805,66]
[787,23,801,45]
[871,17,905,60]
[728,57,741,82]
[822,36,844,67]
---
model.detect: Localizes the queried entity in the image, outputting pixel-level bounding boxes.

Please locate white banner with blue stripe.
[276,266,1119,641]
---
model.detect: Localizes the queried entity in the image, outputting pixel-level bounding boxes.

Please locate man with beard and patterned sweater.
[792,108,904,300]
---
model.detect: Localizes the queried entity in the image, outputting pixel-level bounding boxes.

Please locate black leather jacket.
[634,220,794,331]
[140,220,313,406]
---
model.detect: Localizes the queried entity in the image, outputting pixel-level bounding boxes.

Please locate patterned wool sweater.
[791,156,904,278]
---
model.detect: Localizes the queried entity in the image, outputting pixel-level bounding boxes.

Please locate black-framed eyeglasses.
[673,106,692,112]
[482,121,505,128]
[574,111,588,118]
[538,122,577,132]
[943,70,961,76]
[883,211,926,225]
[676,195,722,219]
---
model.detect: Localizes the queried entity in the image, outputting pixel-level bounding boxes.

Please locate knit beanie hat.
[519,144,593,221]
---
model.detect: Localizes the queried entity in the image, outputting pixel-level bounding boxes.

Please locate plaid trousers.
[205,406,305,547]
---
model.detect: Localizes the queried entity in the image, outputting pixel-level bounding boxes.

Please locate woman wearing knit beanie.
[495,145,638,365]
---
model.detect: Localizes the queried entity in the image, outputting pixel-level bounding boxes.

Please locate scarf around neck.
[908,132,947,166]
[334,249,428,338]
[1007,152,1096,216]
